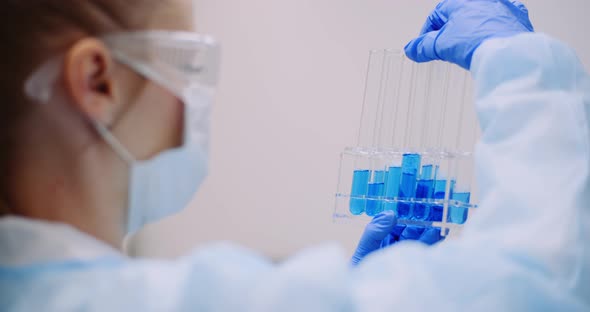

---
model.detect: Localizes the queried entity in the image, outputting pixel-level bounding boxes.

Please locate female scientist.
[1,0,588,310]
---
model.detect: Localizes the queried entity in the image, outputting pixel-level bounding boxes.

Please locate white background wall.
[131,0,590,259]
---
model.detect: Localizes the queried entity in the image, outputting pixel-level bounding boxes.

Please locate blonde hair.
[0,0,164,216]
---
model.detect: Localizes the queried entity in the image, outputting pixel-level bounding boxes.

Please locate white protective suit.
[1,33,589,311]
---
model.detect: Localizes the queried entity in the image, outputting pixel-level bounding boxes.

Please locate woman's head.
[0,0,199,246]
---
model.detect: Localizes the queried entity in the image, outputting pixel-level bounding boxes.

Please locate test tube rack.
[334,50,480,236]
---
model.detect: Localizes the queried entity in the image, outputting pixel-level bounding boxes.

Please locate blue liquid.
[398,154,421,219]
[433,179,447,199]
[449,192,470,224]
[416,164,435,219]
[373,170,386,184]
[365,171,386,216]
[452,192,470,202]
[383,166,401,212]
[414,179,433,220]
[430,180,468,224]
[421,165,434,180]
[416,179,433,198]
[350,170,370,215]
[366,182,385,216]
[430,180,447,222]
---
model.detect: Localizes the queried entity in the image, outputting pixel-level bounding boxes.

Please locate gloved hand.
[351,211,397,266]
[404,0,534,70]
[351,211,445,266]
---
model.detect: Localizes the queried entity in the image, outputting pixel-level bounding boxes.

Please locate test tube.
[414,164,434,220]
[446,72,476,225]
[397,62,425,220]
[350,49,393,216]
[448,154,473,224]
[366,170,386,216]
[379,52,406,214]
[430,165,456,223]
[412,63,438,222]
[383,166,401,212]
[398,153,421,219]
[430,179,447,222]
[449,191,470,224]
[349,169,370,215]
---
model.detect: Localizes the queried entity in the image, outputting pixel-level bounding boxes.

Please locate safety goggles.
[26,30,220,104]
[102,31,220,97]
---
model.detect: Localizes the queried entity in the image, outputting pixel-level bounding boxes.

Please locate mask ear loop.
[92,121,136,164]
[121,234,137,257]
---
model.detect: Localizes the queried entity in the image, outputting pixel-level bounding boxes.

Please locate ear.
[63,38,116,125]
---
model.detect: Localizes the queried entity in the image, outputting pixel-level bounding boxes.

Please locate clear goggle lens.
[102,31,220,97]
[26,30,220,104]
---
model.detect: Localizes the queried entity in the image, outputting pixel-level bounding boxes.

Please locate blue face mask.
[93,88,211,235]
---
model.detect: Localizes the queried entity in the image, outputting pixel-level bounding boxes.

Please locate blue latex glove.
[351,211,445,266]
[404,0,534,70]
[380,225,444,247]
